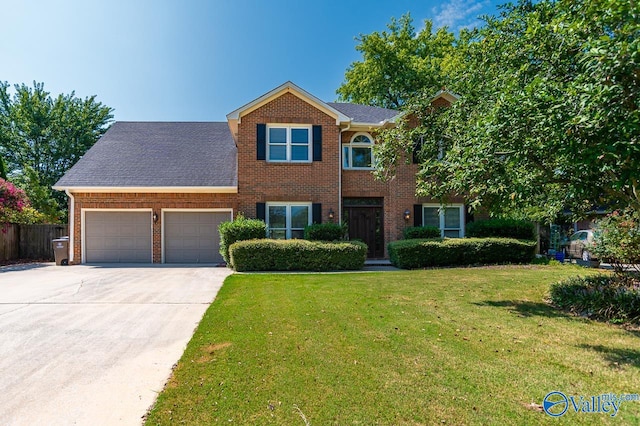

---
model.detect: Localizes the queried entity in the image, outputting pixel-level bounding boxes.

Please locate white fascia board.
[226,81,350,125]
[53,186,238,194]
[381,111,405,126]
[430,90,460,104]
[349,119,399,128]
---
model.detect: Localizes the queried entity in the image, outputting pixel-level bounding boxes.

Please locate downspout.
[65,189,74,263]
[339,123,351,224]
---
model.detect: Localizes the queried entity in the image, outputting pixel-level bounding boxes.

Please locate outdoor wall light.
[153,212,158,223]
[404,209,411,221]
[328,208,335,220]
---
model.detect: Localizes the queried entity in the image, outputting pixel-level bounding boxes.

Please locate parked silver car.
[564,230,597,261]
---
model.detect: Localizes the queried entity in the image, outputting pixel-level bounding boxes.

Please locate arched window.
[343,133,374,169]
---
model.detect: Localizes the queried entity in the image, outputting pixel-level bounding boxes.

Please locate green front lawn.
[145,266,640,425]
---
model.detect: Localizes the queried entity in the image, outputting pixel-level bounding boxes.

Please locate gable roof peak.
[431,88,460,104]
[226,81,407,137]
[226,81,349,124]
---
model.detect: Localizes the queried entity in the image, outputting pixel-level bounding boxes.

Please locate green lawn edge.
[145,265,640,425]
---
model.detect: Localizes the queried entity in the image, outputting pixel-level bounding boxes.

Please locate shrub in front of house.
[218,215,267,266]
[402,226,441,239]
[388,237,537,269]
[549,274,640,325]
[304,222,347,241]
[229,239,368,272]
[466,218,536,240]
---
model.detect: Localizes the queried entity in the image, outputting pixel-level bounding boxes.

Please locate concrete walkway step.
[365,259,392,266]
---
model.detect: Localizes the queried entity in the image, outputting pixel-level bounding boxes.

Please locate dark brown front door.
[343,199,384,258]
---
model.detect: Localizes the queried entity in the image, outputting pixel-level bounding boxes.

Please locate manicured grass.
[145,266,640,425]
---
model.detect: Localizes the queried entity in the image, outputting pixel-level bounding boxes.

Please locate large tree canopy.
[337,14,455,110]
[0,82,113,221]
[374,0,639,222]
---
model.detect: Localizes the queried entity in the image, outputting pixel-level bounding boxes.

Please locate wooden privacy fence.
[0,224,19,261]
[0,224,69,262]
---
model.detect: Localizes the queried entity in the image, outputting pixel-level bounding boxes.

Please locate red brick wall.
[236,92,340,221]
[71,192,237,263]
[431,96,451,109]
[68,91,463,262]
[234,92,465,257]
[341,130,465,256]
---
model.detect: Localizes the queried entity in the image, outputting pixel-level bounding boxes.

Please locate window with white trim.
[343,132,374,169]
[267,125,311,162]
[266,203,312,239]
[423,204,465,238]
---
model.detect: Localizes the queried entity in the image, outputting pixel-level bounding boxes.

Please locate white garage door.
[84,211,152,263]
[164,211,230,263]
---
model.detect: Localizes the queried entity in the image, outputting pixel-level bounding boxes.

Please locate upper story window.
[343,132,374,170]
[268,124,311,162]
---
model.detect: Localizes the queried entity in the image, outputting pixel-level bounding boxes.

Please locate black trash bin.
[52,237,69,266]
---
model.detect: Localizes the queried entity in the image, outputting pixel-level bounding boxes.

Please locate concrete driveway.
[0,263,232,425]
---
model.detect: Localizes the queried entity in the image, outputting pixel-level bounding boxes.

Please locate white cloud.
[431,0,492,31]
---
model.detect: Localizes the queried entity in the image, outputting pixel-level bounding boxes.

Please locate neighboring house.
[54,81,466,264]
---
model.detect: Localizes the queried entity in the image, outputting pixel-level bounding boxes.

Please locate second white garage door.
[164,211,230,263]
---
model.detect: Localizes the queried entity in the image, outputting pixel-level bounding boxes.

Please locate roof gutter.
[52,186,238,194]
[65,189,74,264]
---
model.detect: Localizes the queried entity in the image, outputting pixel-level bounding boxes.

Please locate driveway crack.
[74,279,85,295]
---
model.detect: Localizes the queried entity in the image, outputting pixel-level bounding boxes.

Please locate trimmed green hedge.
[229,239,368,272]
[304,223,347,241]
[403,226,441,239]
[218,215,267,266]
[466,219,536,240]
[388,238,537,269]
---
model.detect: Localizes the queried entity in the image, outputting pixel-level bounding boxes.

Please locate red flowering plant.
[0,178,30,232]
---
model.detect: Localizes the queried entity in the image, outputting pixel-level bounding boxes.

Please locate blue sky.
[2,0,503,122]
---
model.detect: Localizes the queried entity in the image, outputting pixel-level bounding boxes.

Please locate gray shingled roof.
[327,102,399,124]
[54,122,237,188]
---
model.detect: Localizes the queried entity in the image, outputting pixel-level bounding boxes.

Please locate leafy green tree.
[6,206,47,225]
[0,156,6,179]
[375,0,640,222]
[0,82,113,221]
[337,13,455,109]
[15,166,62,221]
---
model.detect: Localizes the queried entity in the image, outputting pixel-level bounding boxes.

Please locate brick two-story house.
[54,82,465,264]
